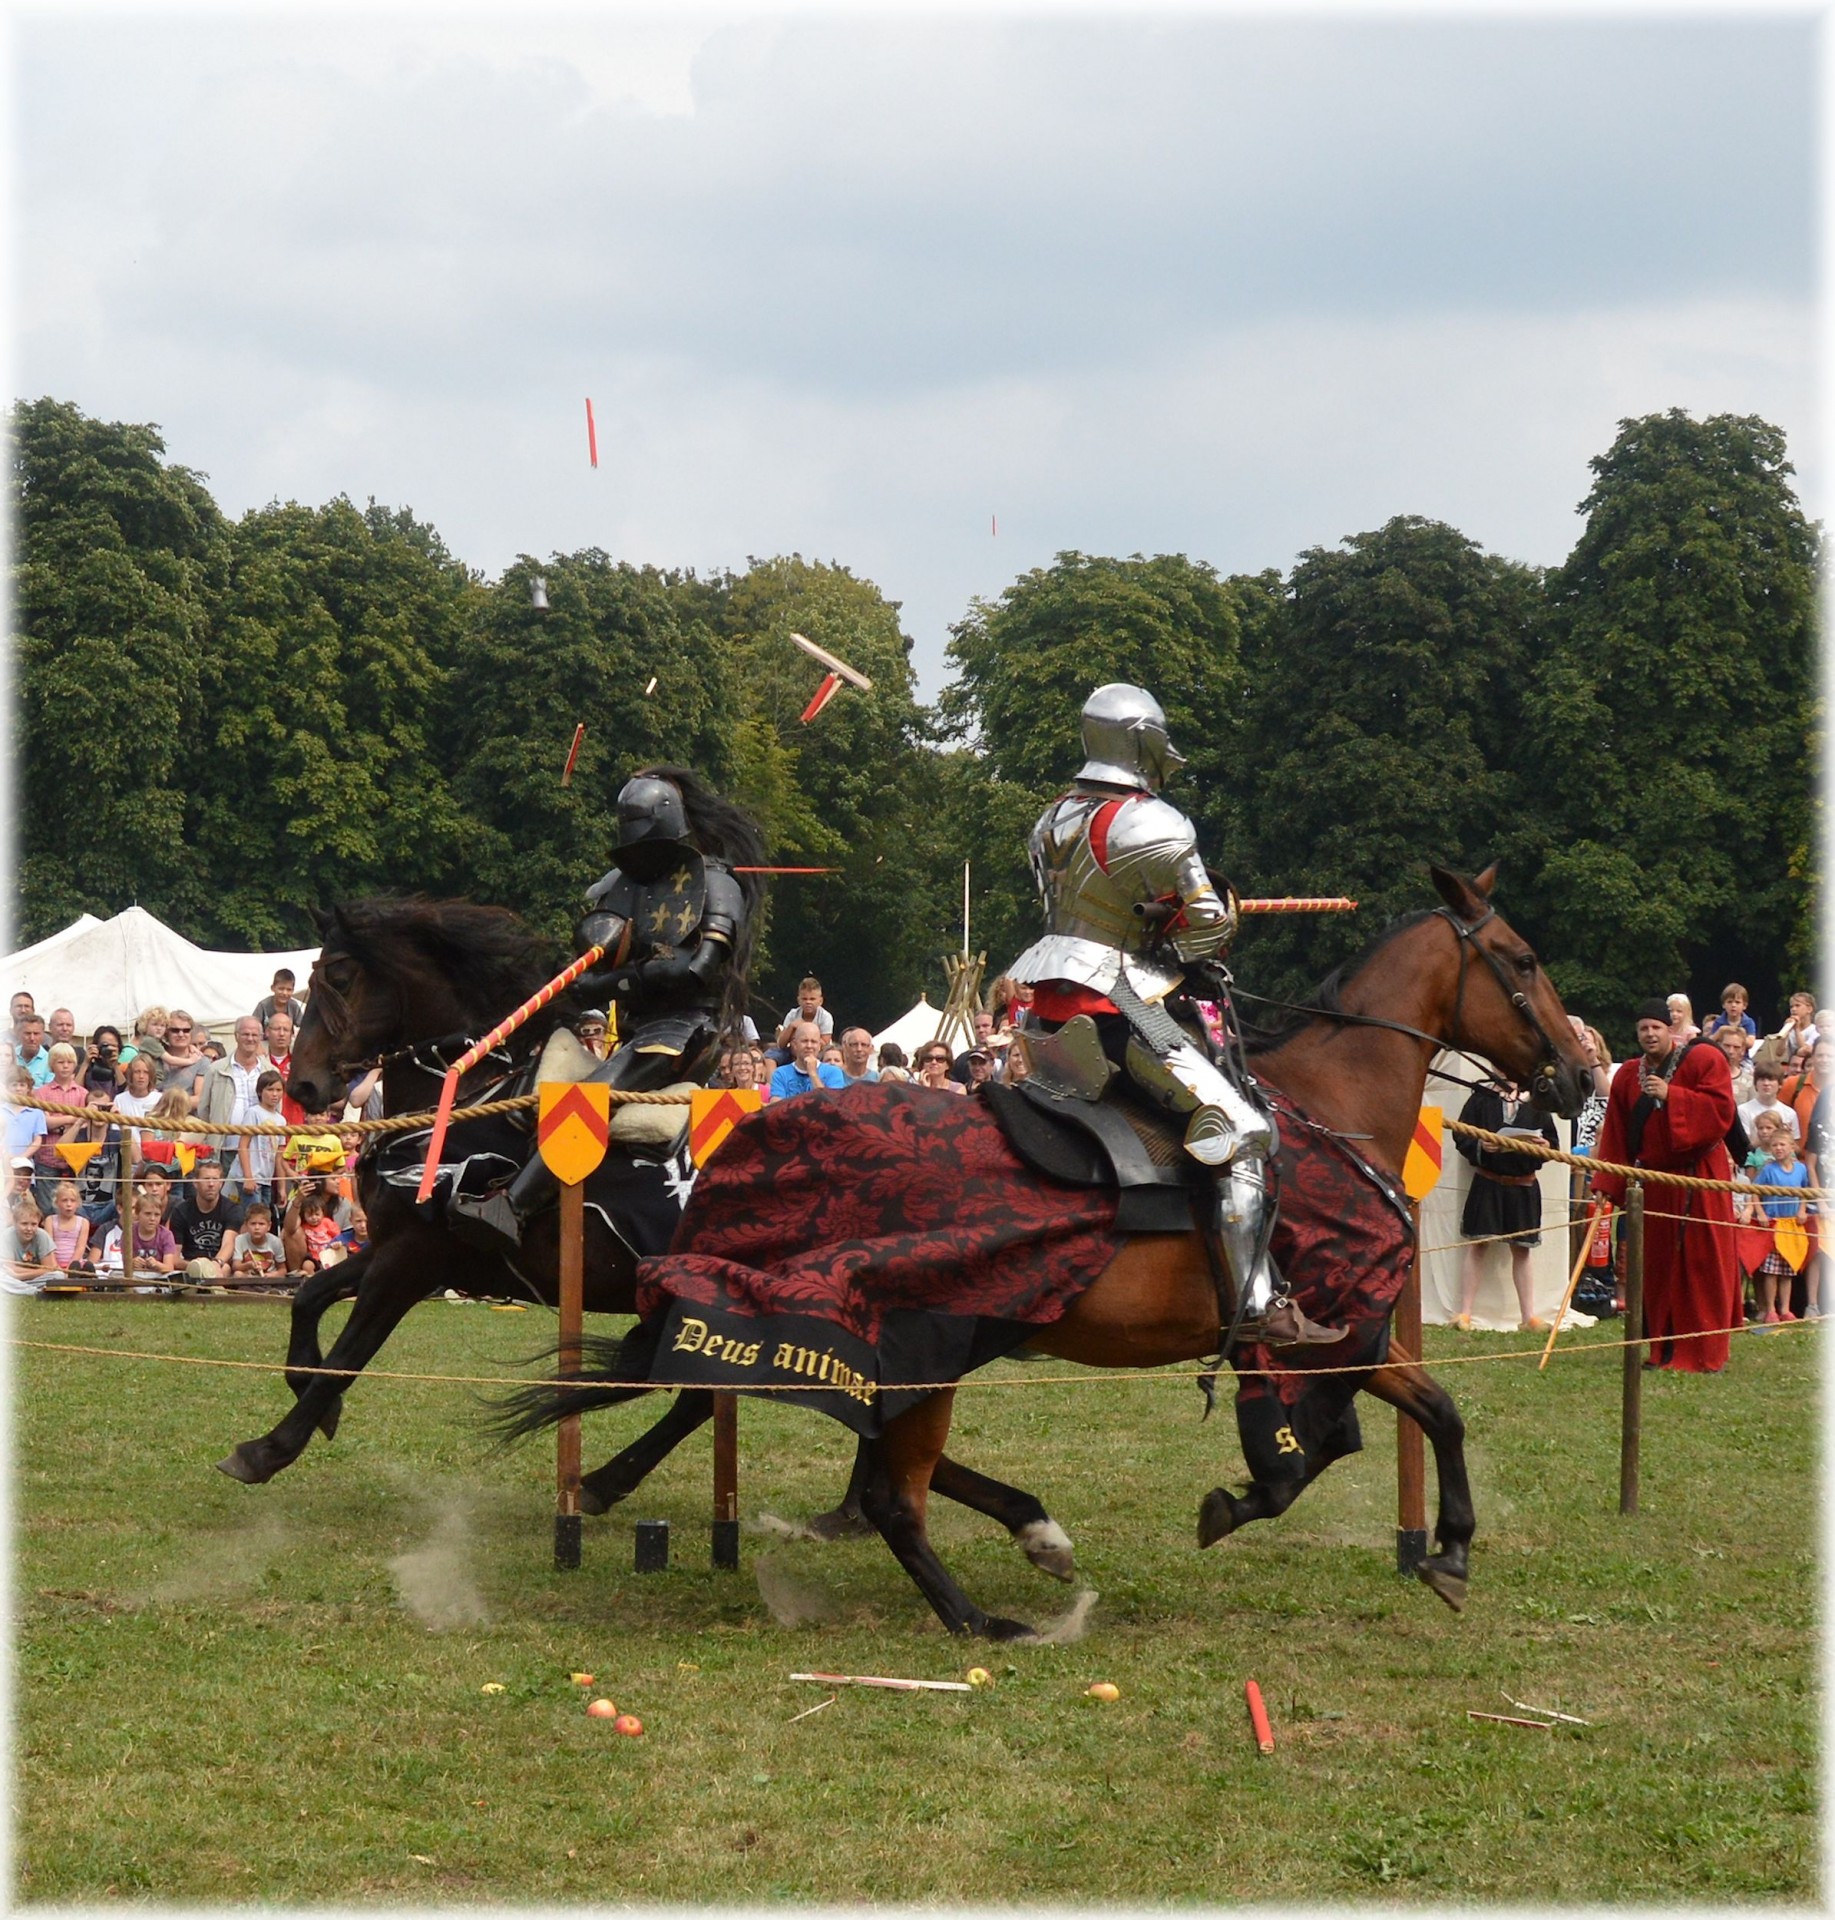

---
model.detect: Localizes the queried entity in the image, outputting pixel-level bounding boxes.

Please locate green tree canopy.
[12,398,229,939]
[1513,410,1819,1037]
[1230,517,1544,996]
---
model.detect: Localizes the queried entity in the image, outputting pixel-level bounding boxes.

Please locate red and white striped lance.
[414,943,607,1203]
[1237,896,1357,914]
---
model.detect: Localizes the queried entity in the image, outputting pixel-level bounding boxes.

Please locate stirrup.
[1242,1296,1346,1349]
[446,1186,523,1255]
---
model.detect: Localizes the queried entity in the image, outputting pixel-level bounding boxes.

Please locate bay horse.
[216,893,1082,1584]
[503,865,1593,1639]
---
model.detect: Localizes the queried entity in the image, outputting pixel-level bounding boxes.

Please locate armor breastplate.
[586,850,708,965]
[1008,788,1233,1002]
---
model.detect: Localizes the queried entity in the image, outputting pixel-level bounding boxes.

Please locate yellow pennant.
[1774,1213,1810,1273]
[56,1139,101,1174]
[174,1143,197,1175]
[537,1082,612,1186]
[1403,1105,1444,1203]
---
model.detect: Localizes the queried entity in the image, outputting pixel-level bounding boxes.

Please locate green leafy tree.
[712,556,938,1029]
[1231,518,1544,997]
[442,552,737,942]
[11,398,229,940]
[185,498,480,945]
[1514,410,1819,1037]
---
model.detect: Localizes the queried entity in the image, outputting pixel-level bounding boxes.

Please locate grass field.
[12,1295,1820,1904]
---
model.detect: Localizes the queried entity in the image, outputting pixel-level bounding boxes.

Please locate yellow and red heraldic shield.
[537,1082,612,1185]
[1403,1105,1444,1204]
[690,1088,762,1167]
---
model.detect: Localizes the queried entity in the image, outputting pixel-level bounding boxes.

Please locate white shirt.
[226,1054,272,1126]
[1740,1094,1800,1141]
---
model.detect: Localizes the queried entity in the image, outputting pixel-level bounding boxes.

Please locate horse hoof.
[317,1400,341,1442]
[1016,1519,1077,1582]
[1197,1488,1238,1549]
[980,1615,1038,1643]
[215,1443,274,1486]
[1417,1562,1468,1613]
[578,1482,624,1517]
[804,1505,872,1542]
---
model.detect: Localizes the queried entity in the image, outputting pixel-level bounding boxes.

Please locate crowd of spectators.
[1455,981,1831,1342]
[9,949,1822,1349]
[1,969,368,1291]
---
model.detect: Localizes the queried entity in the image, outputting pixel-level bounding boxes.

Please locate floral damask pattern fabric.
[636,1082,1125,1341]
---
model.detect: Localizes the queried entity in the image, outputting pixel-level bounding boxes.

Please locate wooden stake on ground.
[1540,1201,1605,1369]
[712,1392,739,1569]
[1619,1182,1646,1517]
[554,1177,584,1570]
[1395,1199,1427,1573]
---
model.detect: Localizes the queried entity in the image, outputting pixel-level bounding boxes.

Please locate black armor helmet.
[614,774,692,880]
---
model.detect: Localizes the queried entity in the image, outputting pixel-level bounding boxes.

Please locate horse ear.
[1429,865,1484,918]
[307,905,330,936]
[1471,862,1499,899]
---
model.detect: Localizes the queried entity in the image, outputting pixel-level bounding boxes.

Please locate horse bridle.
[307,954,512,1083]
[1232,904,1567,1104]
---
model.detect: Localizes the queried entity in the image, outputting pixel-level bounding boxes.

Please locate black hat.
[1635,999,1671,1025]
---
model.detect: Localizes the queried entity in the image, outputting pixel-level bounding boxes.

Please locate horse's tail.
[487,1329,655,1442]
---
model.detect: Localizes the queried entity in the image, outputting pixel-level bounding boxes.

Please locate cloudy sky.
[15,5,1820,694]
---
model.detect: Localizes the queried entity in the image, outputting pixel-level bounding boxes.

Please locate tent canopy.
[3,908,318,1039]
[872,994,947,1060]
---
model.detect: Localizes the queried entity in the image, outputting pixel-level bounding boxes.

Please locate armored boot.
[448,1154,557,1256]
[1217,1158,1344,1350]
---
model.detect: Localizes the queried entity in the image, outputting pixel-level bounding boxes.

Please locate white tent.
[872,993,947,1060]
[3,907,318,1040]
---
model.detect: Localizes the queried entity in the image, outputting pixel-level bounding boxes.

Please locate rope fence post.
[711,1393,740,1570]
[554,1174,585,1570]
[1395,1199,1427,1573]
[1619,1180,1646,1516]
[118,1120,135,1288]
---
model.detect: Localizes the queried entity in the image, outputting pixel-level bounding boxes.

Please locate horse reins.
[1232,905,1568,1104]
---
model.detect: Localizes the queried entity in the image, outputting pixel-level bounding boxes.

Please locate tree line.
[10,396,1819,1051]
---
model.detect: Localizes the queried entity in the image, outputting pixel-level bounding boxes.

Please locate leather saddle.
[981,1077,1197,1234]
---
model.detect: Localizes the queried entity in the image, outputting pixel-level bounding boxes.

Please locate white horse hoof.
[1016,1518,1077,1582]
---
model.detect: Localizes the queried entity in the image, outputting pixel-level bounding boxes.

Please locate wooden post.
[118,1119,135,1288]
[711,1391,739,1569]
[1619,1181,1645,1517]
[1395,1200,1427,1572]
[554,1177,584,1570]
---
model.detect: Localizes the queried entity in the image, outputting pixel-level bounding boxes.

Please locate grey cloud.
[20,15,1814,405]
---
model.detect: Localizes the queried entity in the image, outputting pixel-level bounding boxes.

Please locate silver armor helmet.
[1077,684,1187,793]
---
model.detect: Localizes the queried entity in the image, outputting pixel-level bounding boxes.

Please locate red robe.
[1591,1043,1739,1371]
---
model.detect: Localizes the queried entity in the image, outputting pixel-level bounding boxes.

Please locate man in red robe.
[1591,998,1740,1372]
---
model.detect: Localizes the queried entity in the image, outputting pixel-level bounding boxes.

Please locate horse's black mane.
[324,897,563,1023]
[1239,910,1435,1054]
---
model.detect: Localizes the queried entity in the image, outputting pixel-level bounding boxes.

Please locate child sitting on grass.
[230,1202,286,1279]
[4,1191,55,1287]
[98,1192,182,1277]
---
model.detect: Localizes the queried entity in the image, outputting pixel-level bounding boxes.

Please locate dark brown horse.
[217,896,1082,1584]
[505,866,1592,1638]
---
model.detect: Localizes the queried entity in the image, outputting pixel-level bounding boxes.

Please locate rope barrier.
[1445,1118,1829,1201]
[19,1087,689,1141]
[10,1311,1816,1396]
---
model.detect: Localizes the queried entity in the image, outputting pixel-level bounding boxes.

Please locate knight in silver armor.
[1008,685,1341,1349]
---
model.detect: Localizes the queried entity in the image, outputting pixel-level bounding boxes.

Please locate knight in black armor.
[449,767,761,1254]
[1008,685,1342,1350]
